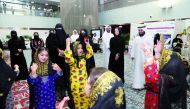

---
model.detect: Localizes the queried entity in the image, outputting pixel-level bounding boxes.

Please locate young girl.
[142,43,160,109]
[62,37,93,109]
[28,47,63,109]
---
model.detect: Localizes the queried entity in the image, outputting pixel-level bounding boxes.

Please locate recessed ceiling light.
[128,0,135,2]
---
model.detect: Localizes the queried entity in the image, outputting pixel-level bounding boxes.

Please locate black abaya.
[8,31,28,81]
[108,36,125,82]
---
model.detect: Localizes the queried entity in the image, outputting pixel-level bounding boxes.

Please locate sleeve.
[130,39,135,58]
[8,40,18,53]
[20,40,26,50]
[41,39,45,47]
[86,45,94,59]
[28,74,39,85]
[119,40,125,55]
[30,40,35,51]
[64,50,75,65]
[144,64,160,93]
[109,38,117,55]
[53,71,63,79]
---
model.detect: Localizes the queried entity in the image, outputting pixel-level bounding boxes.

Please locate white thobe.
[131,35,153,89]
[102,32,114,68]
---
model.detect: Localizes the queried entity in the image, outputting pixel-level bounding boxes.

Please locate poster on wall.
[145,21,175,49]
[91,29,102,38]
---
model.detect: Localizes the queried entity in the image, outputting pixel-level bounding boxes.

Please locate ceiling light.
[38,7,41,10]
[31,1,34,4]
[45,3,48,6]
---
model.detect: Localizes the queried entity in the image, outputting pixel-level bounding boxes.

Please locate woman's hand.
[52,63,62,73]
[142,43,154,65]
[58,50,65,57]
[18,49,22,52]
[85,77,92,97]
[57,96,70,109]
[14,64,20,73]
[31,63,38,75]
[115,53,120,61]
[66,38,71,50]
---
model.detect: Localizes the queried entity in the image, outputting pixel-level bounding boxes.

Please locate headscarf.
[89,69,125,109]
[55,23,67,50]
[138,25,146,37]
[104,25,112,34]
[11,30,18,39]
[114,27,121,37]
[72,41,85,68]
[33,48,49,76]
[33,32,40,40]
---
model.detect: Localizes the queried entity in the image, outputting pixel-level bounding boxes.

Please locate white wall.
[0,14,61,28]
[99,0,190,25]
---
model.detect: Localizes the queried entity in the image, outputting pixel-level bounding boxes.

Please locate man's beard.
[139,32,145,37]
[106,30,110,33]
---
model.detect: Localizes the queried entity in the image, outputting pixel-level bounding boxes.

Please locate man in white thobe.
[70,29,79,43]
[102,25,114,68]
[131,25,152,89]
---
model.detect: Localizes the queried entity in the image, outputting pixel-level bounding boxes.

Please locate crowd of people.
[0,23,189,109]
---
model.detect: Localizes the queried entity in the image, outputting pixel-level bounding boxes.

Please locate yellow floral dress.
[64,45,93,109]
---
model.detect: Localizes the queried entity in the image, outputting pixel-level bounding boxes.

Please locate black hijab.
[11,30,18,40]
[55,23,67,50]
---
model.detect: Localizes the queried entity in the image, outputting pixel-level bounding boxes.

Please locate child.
[28,47,63,109]
[62,37,93,109]
[142,43,160,109]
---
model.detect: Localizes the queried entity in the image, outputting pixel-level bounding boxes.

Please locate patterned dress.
[144,63,160,109]
[64,45,93,109]
[28,72,62,109]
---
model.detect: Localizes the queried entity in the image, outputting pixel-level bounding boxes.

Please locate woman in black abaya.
[8,30,28,81]
[108,27,125,82]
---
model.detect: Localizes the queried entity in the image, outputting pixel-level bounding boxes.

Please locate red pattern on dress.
[144,63,160,109]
